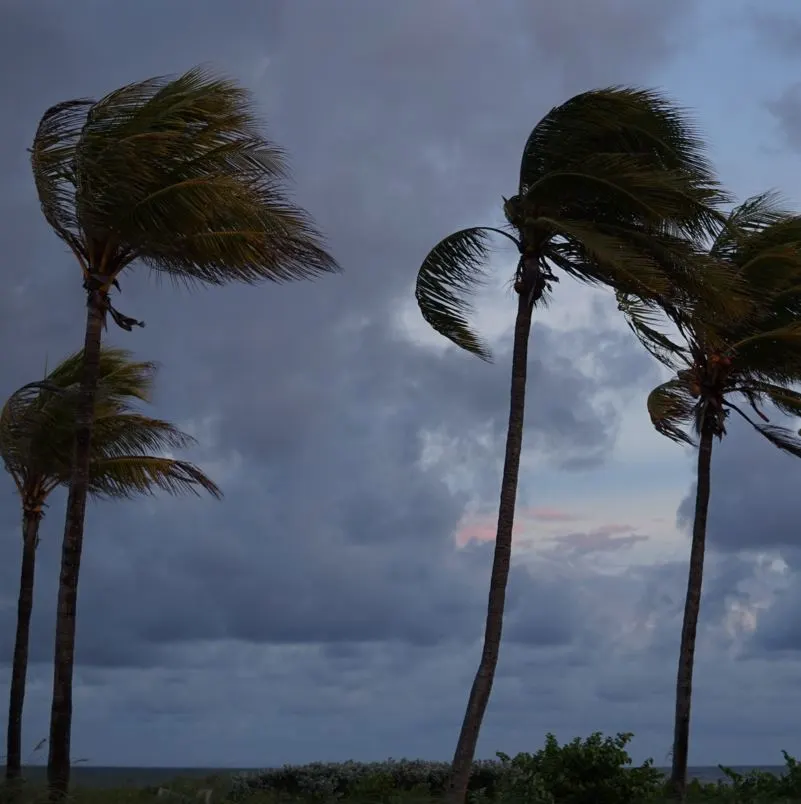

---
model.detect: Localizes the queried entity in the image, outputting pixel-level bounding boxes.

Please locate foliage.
[0,347,222,504]
[618,192,801,450]
[415,86,733,361]
[230,760,504,803]
[8,748,801,803]
[31,66,339,298]
[230,734,662,804]
[492,732,663,804]
[713,750,801,802]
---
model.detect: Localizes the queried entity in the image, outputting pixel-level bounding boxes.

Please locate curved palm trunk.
[669,422,715,801]
[5,507,44,785]
[47,294,105,799]
[447,291,534,804]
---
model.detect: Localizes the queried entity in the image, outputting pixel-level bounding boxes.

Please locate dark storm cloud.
[676,417,801,554]
[748,582,801,654]
[550,527,650,557]
[0,0,708,766]
[0,312,638,669]
[674,415,801,655]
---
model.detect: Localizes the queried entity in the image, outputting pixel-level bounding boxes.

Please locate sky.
[2,0,801,770]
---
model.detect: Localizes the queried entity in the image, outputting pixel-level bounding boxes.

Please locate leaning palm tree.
[618,192,801,800]
[0,347,221,786]
[30,66,338,795]
[414,87,739,804]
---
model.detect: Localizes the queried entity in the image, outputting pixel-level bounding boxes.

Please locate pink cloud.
[526,507,580,522]
[454,510,647,551]
[455,521,497,547]
[454,506,583,546]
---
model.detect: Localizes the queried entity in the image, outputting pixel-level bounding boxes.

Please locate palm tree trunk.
[669,421,715,801]
[447,290,534,804]
[5,507,44,785]
[47,294,105,799]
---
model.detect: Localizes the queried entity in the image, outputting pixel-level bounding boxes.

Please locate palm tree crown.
[620,191,801,452]
[0,347,222,507]
[415,86,735,362]
[31,65,339,328]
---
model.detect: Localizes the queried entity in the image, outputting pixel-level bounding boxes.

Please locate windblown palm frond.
[518,86,726,239]
[0,347,219,502]
[710,190,791,261]
[415,227,519,361]
[622,193,801,449]
[0,381,71,486]
[417,86,739,365]
[32,66,339,292]
[647,381,698,446]
[743,381,801,418]
[88,456,221,499]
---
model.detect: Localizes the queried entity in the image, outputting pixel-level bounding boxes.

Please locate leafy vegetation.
[8,735,801,804]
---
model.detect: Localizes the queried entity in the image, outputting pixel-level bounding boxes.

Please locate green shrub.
[711,750,800,802]
[229,760,504,802]
[494,732,664,804]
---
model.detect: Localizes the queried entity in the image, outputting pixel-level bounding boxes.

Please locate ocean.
[13,765,789,788]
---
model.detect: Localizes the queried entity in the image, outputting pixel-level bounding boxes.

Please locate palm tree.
[30,66,338,795]
[618,192,801,800]
[0,347,221,786]
[414,87,736,804]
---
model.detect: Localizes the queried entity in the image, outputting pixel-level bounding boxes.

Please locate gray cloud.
[676,417,801,555]
[765,83,801,153]
[750,10,801,59]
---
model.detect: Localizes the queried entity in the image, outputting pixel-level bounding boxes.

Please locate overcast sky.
[2,0,801,770]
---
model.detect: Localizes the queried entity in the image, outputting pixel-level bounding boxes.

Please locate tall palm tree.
[414,87,736,804]
[618,192,801,801]
[0,347,221,786]
[30,66,338,795]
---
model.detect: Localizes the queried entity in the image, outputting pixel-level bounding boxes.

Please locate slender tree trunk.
[5,507,44,785]
[447,290,534,804]
[669,422,715,802]
[47,294,105,799]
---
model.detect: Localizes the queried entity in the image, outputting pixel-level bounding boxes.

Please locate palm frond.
[0,381,71,484]
[46,347,156,406]
[540,218,673,297]
[0,348,218,506]
[518,86,727,239]
[731,322,801,374]
[416,227,518,361]
[726,402,801,459]
[742,381,801,419]
[30,98,93,260]
[88,456,222,500]
[710,191,792,261]
[33,66,339,286]
[616,292,688,370]
[646,379,697,446]
[90,414,196,459]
